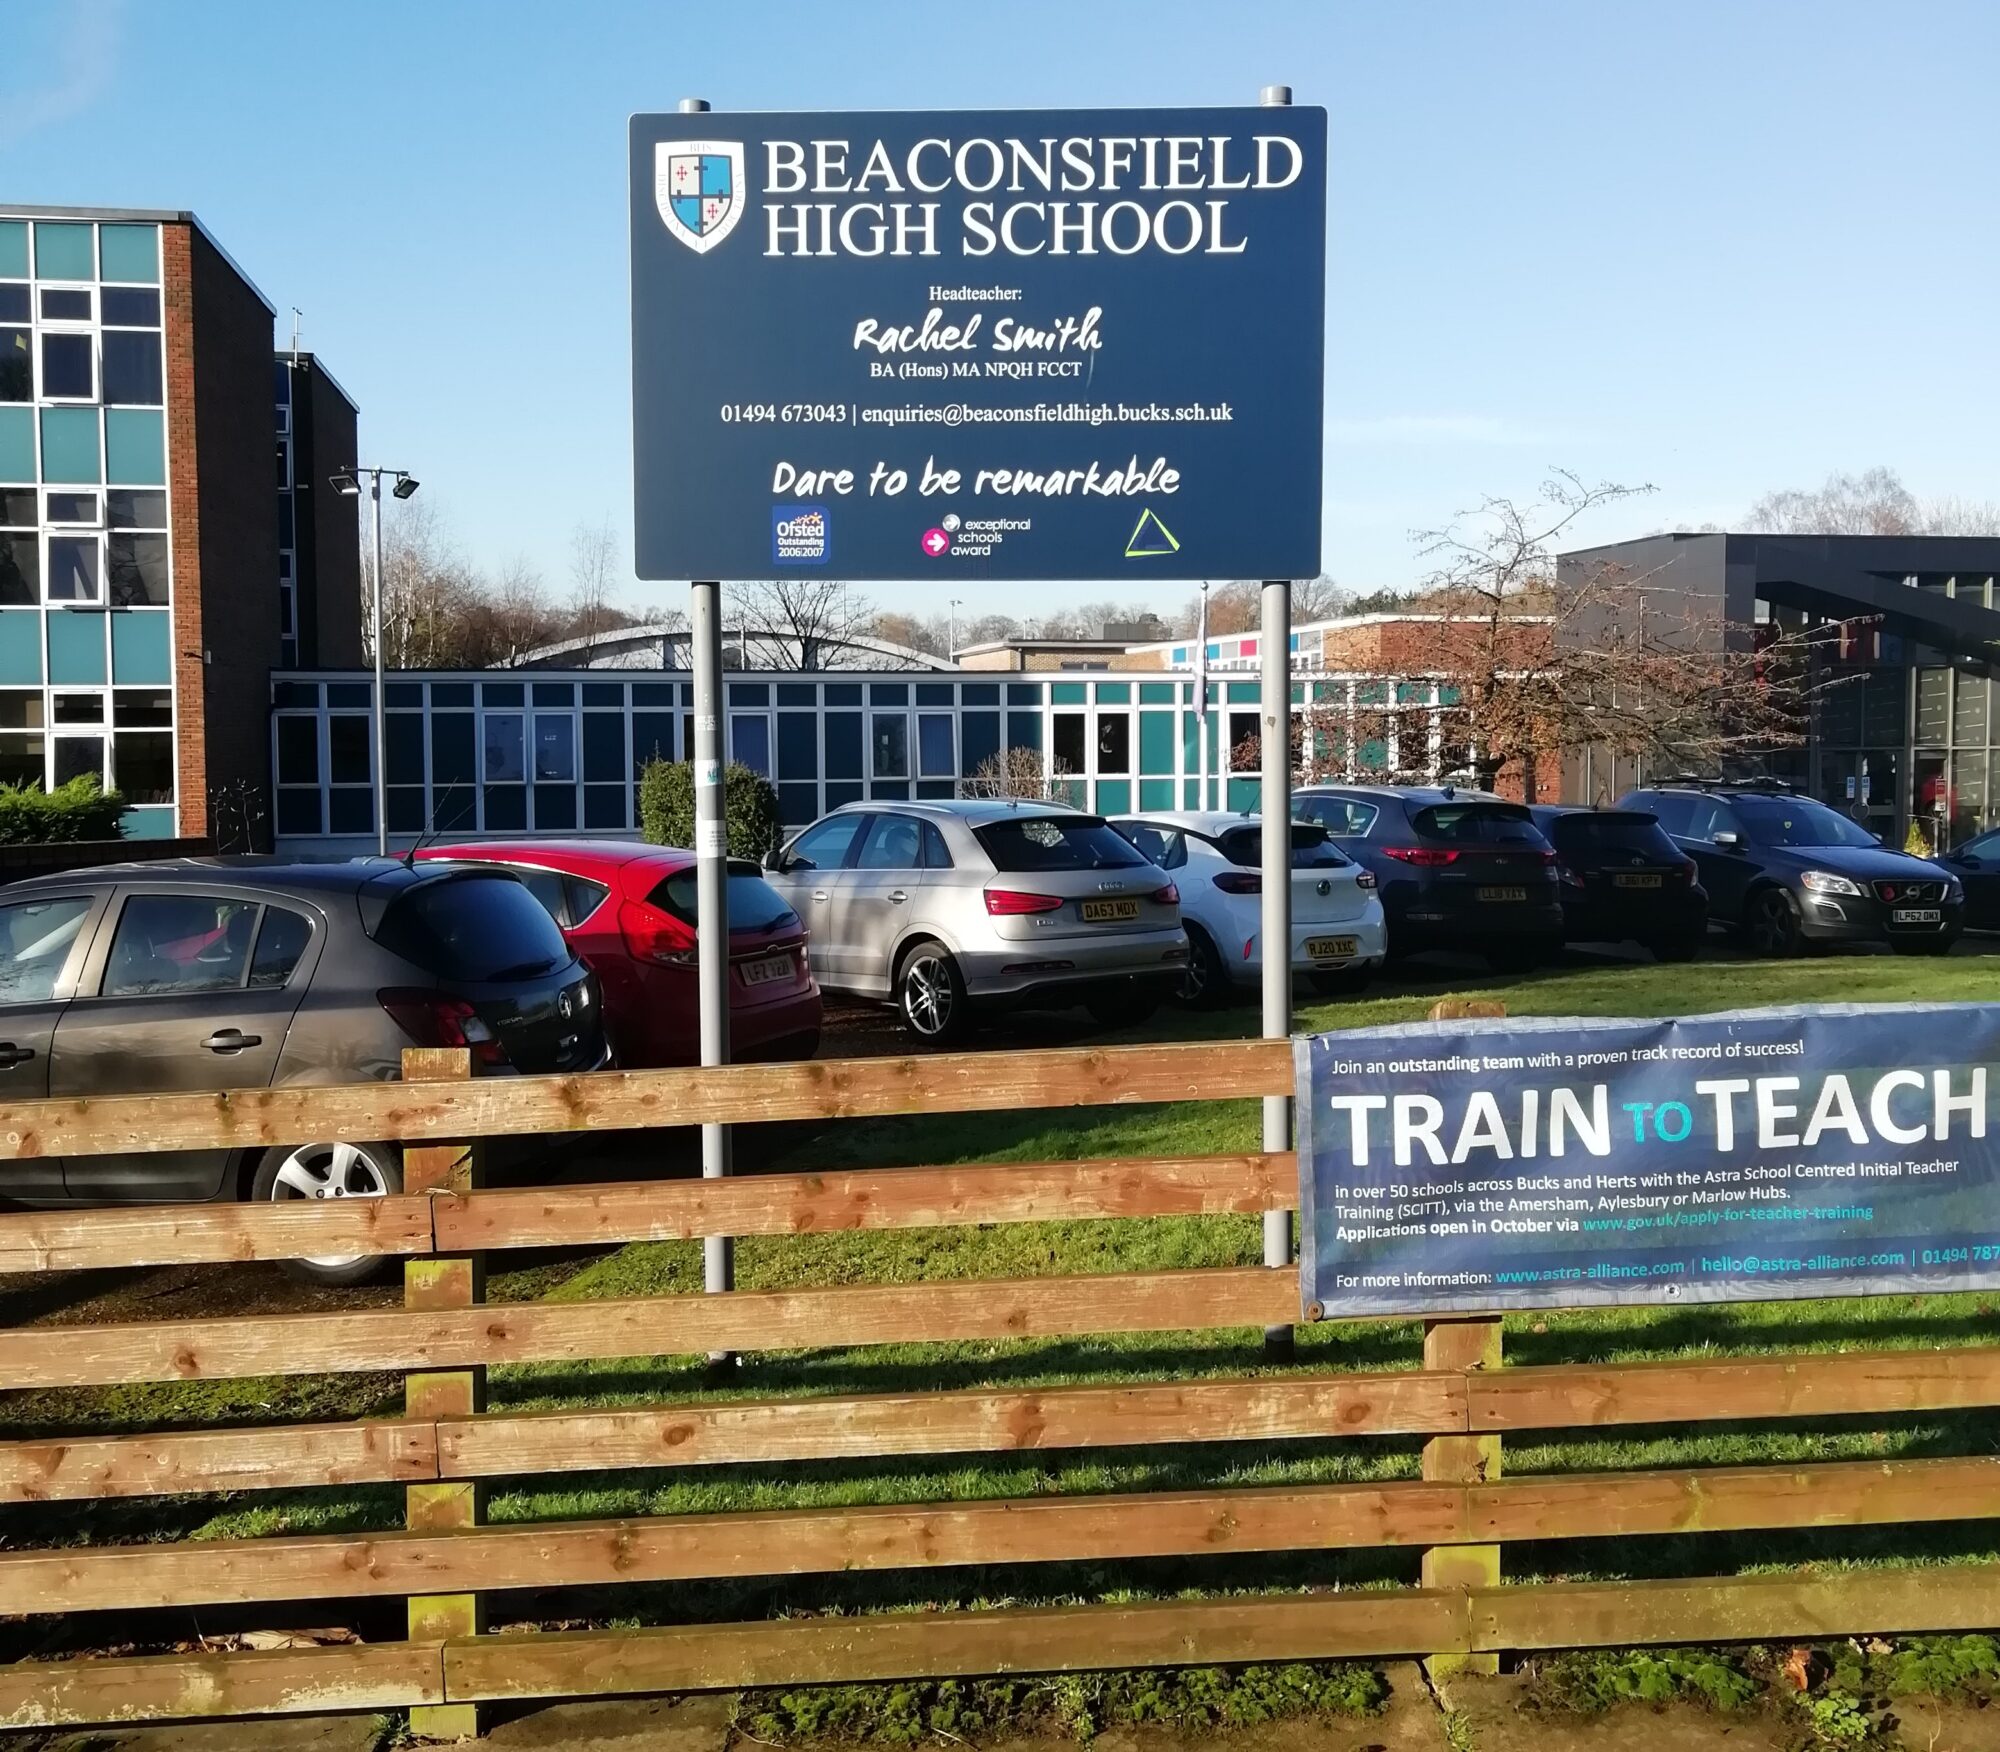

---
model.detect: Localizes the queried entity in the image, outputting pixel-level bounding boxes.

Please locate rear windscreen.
[1411,803,1547,847]
[1547,812,1680,858]
[974,816,1146,873]
[1216,824,1350,869]
[374,874,571,982]
[651,863,799,933]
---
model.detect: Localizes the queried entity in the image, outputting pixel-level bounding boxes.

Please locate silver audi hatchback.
[765,799,1186,1046]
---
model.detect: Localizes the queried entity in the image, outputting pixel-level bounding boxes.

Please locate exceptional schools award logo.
[655,142,745,254]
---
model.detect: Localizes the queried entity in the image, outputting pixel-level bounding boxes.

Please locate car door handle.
[811,890,830,903]
[888,890,910,904]
[203,1029,262,1052]
[0,1043,34,1070]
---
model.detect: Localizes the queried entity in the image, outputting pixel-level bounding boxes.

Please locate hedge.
[637,758,783,862]
[0,775,126,845]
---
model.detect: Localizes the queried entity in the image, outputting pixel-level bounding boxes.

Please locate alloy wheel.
[903,957,954,1037]
[266,1141,393,1268]
[1750,890,1799,957]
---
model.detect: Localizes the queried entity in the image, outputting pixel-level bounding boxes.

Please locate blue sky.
[5,0,1996,620]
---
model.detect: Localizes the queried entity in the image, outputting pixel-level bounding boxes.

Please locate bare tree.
[732,578,876,668]
[1745,467,1921,536]
[1176,576,1343,637]
[1237,473,1860,800]
[566,519,622,663]
[870,610,950,658]
[1744,467,2000,537]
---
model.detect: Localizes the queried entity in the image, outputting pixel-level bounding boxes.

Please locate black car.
[1618,781,1964,957]
[1294,785,1564,970]
[0,857,608,1282]
[1938,826,2000,931]
[1528,806,1709,961]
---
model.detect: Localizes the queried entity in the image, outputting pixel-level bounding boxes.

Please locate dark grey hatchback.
[0,858,607,1282]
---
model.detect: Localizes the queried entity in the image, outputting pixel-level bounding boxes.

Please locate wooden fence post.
[400,1047,482,1741]
[1421,999,1505,1678]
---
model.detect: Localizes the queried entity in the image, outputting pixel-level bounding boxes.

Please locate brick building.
[1,206,358,841]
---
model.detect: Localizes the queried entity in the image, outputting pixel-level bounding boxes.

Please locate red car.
[418,840,821,1066]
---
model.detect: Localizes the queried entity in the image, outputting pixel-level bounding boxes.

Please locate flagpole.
[1195,582,1210,806]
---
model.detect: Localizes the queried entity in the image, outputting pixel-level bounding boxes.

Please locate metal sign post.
[1258,84,1295,1357]
[682,99,735,1327]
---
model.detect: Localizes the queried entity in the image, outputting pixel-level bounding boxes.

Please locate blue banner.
[629,108,1326,583]
[1296,1005,2000,1318]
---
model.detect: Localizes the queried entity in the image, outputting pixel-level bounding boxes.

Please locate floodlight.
[329,471,359,496]
[392,474,420,500]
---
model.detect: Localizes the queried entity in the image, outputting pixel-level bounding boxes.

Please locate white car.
[1109,811,1388,1002]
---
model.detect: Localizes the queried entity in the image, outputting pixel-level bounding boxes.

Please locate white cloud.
[1322,413,1552,446]
[0,1,122,148]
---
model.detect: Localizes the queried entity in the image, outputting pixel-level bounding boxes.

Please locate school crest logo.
[654,142,746,254]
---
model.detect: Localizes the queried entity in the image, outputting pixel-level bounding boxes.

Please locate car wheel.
[1649,934,1704,963]
[1744,887,1804,958]
[895,942,970,1049]
[1308,967,1373,997]
[1177,924,1228,1007]
[251,1141,401,1287]
[1086,989,1160,1030]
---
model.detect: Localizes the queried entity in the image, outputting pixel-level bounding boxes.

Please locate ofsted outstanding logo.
[773,506,831,565]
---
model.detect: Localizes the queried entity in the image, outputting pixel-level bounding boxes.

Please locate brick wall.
[161,224,206,837]
[188,230,280,821]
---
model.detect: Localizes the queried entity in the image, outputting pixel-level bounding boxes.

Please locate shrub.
[963,745,1073,801]
[637,758,782,862]
[0,775,126,845]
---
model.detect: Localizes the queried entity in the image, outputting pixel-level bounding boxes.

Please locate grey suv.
[765,799,1186,1046]
[0,858,607,1282]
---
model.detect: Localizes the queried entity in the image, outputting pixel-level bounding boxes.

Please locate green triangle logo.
[1124,507,1180,558]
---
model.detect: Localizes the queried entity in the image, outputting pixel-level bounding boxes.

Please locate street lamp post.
[330,467,419,855]
[948,597,963,664]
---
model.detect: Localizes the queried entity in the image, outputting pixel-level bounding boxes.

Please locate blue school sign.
[1297,1005,2000,1318]
[629,108,1327,583]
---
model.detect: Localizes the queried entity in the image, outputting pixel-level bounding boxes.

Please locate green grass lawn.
[3,950,1997,1634]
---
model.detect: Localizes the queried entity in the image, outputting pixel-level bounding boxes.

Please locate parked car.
[418,839,821,1066]
[0,858,606,1283]
[1528,805,1709,961]
[763,799,1185,1046]
[1938,826,2000,931]
[1618,778,1964,956]
[1107,810,1386,1002]
[1292,785,1565,970]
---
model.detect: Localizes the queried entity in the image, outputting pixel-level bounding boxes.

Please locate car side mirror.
[763,848,787,873]
[1712,831,1744,852]
[1955,853,1980,868]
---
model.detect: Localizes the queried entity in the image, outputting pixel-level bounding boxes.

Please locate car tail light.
[984,888,1064,916]
[619,899,698,965]
[1148,883,1180,906]
[1355,869,1378,890]
[1213,871,1262,894]
[1559,862,1587,889]
[1677,858,1698,884]
[378,989,508,1067]
[1383,846,1459,867]
[1539,848,1559,866]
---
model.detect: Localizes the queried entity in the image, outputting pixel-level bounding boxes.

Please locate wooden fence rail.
[3,1027,1996,1735]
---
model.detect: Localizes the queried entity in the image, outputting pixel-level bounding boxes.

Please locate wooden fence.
[2,1033,1998,1735]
